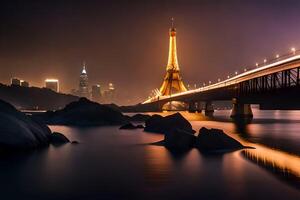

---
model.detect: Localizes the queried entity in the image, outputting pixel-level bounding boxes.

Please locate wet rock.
[34,98,128,126]
[119,123,137,129]
[136,124,145,129]
[49,132,70,144]
[130,114,151,122]
[0,99,51,150]
[144,112,195,134]
[164,129,196,150]
[195,127,245,152]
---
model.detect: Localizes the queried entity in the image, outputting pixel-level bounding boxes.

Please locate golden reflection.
[142,112,300,187]
[242,147,300,178]
[143,145,172,187]
[222,127,300,178]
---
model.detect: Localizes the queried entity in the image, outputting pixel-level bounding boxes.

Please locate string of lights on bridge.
[147,47,298,100]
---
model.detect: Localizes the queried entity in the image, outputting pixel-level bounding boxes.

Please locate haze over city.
[1,0,300,105]
[1,1,300,200]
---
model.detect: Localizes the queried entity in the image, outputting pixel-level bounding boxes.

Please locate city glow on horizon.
[45,79,59,82]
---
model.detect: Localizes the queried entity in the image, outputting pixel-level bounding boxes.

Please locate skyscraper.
[45,79,59,92]
[92,84,101,102]
[20,80,29,87]
[103,83,116,103]
[11,77,21,86]
[79,62,89,97]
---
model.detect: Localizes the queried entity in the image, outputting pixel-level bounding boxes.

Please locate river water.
[0,108,299,199]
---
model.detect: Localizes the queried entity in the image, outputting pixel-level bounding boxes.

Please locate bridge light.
[209,81,211,84]
[291,47,296,54]
[203,83,206,86]
[256,63,258,67]
[244,68,247,72]
[235,71,238,75]
[218,78,221,82]
[264,59,267,63]
[227,75,230,79]
[276,54,279,58]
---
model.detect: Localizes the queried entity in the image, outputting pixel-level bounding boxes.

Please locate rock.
[144,112,195,134]
[119,123,137,129]
[48,132,70,144]
[195,127,245,152]
[164,129,196,150]
[0,99,51,150]
[34,98,129,126]
[130,114,151,122]
[136,124,145,129]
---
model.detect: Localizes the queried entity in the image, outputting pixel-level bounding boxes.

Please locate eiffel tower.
[159,18,187,96]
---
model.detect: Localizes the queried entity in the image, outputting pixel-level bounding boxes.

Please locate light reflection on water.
[144,110,300,189]
[0,110,300,199]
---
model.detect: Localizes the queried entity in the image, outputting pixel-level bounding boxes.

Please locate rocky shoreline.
[0,99,74,152]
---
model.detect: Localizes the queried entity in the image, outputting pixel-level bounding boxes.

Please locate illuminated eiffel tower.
[159,18,187,96]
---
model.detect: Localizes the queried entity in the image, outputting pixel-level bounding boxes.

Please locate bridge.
[138,20,300,118]
[142,50,300,117]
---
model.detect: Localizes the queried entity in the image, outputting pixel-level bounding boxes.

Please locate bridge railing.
[144,49,300,104]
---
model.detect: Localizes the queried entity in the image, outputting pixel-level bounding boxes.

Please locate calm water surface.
[0,108,300,200]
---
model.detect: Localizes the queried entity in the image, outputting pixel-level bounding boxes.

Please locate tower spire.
[82,61,87,74]
[159,19,187,96]
[167,17,179,71]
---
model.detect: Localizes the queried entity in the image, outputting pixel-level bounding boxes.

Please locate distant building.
[45,79,59,92]
[91,84,101,102]
[79,62,89,97]
[20,80,29,87]
[11,78,21,86]
[108,83,114,91]
[103,83,116,103]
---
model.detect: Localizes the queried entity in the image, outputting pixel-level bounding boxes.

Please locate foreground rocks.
[144,113,195,134]
[130,114,151,122]
[33,98,129,126]
[145,112,248,152]
[157,127,247,152]
[48,132,70,145]
[195,127,245,152]
[0,99,71,151]
[164,129,196,150]
[119,123,145,130]
[119,123,137,130]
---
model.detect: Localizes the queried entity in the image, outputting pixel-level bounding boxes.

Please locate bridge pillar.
[230,98,253,118]
[188,102,202,113]
[205,101,214,116]
[188,102,196,113]
[157,102,164,112]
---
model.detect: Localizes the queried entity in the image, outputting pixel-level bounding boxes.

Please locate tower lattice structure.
[159,19,187,96]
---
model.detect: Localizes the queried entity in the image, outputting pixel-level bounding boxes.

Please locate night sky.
[1,0,300,105]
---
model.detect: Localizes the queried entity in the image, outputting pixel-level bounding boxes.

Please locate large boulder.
[49,132,70,145]
[144,113,195,134]
[195,127,245,152]
[119,123,137,130]
[130,114,151,122]
[33,98,128,126]
[0,99,51,150]
[164,129,196,150]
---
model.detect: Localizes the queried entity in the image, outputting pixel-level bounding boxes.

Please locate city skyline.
[1,0,300,105]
